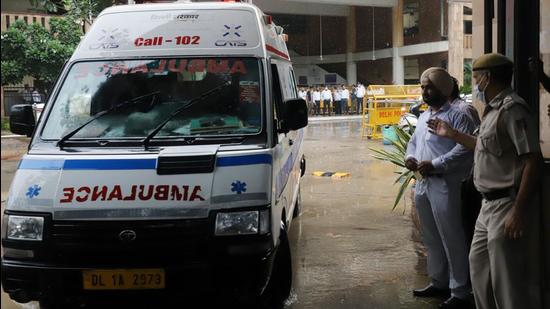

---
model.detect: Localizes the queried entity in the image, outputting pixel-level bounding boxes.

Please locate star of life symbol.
[231,181,247,194]
[222,24,242,39]
[90,28,129,49]
[26,185,41,199]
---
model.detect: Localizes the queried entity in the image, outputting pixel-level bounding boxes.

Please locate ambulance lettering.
[60,185,205,203]
[74,59,247,79]
[134,36,164,46]
[215,40,247,47]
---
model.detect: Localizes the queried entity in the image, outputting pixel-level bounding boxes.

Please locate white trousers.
[415,176,471,299]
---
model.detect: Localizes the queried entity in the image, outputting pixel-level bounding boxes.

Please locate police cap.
[473,53,513,71]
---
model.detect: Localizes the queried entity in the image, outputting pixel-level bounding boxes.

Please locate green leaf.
[392,172,415,211]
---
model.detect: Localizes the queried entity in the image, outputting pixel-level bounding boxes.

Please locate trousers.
[415,176,471,299]
[469,197,541,309]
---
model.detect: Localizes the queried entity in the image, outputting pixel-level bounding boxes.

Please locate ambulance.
[2,1,308,306]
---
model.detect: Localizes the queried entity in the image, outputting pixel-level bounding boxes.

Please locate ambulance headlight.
[5,215,44,241]
[215,210,270,236]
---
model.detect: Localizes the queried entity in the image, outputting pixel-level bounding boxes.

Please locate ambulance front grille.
[157,155,216,175]
[47,219,210,266]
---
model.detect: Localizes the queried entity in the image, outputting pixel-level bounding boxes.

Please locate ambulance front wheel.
[264,227,292,305]
[293,185,301,218]
[39,298,70,309]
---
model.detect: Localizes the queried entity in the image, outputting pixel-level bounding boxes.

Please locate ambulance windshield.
[41,58,263,140]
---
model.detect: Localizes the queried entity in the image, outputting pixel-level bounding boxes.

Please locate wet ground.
[1,119,442,308]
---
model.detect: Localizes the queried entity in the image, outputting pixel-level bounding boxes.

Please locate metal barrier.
[361,85,422,139]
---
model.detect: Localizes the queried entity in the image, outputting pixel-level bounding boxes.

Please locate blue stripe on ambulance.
[18,154,272,170]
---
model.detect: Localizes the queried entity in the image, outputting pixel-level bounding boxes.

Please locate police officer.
[428,53,543,309]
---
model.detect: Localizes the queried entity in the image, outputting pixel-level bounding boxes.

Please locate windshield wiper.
[142,81,231,150]
[57,91,160,149]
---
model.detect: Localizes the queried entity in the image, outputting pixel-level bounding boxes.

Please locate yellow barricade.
[361,85,422,139]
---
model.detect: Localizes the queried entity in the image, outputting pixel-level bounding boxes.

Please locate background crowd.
[298,83,366,116]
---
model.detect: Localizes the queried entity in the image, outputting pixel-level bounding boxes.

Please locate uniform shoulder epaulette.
[501,93,530,112]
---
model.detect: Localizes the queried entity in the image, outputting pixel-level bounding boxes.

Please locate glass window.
[42,58,263,140]
[403,2,419,37]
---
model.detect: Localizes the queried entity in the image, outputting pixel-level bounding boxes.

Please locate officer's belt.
[480,188,513,201]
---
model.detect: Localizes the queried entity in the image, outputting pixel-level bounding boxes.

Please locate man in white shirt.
[333,86,342,115]
[312,88,321,116]
[32,88,42,104]
[298,88,307,101]
[356,83,366,114]
[341,86,350,115]
[321,86,333,116]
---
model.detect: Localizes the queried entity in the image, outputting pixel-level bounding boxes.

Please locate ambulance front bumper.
[1,212,275,303]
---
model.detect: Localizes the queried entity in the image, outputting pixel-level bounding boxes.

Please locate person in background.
[333,86,342,115]
[341,85,350,115]
[356,83,365,115]
[448,77,483,254]
[406,67,475,309]
[351,84,357,114]
[298,87,307,101]
[529,57,550,119]
[321,86,333,116]
[306,87,314,115]
[428,53,543,309]
[298,87,309,115]
[21,84,33,104]
[312,87,321,116]
[32,88,42,104]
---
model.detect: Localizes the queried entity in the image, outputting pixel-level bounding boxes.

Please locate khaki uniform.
[470,88,541,309]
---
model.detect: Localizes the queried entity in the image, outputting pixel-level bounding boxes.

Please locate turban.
[420,67,454,97]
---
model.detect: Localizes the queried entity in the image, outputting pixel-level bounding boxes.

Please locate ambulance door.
[270,60,299,229]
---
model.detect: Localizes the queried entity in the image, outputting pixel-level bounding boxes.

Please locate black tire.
[263,228,292,306]
[39,299,69,309]
[293,186,301,218]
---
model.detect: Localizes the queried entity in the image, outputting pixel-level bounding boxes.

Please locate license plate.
[82,269,165,290]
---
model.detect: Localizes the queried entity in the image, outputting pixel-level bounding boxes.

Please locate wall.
[357,58,393,85]
[403,0,447,46]
[293,64,347,86]
[272,14,347,57]
[355,6,393,52]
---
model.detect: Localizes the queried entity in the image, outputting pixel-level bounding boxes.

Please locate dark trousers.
[314,100,321,115]
[461,175,482,247]
[357,97,363,114]
[323,100,331,115]
[334,100,341,115]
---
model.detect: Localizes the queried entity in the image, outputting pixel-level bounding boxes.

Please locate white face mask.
[475,74,489,104]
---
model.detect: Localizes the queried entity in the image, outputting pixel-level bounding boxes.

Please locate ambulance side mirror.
[278,98,308,133]
[9,104,35,137]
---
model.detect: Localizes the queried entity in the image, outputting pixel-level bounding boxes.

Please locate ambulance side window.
[271,63,284,138]
[289,68,298,98]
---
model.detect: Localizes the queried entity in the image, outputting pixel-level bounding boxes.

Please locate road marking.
[312,171,351,178]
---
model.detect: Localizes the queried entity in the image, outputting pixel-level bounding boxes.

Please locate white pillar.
[392,0,404,85]
[347,55,357,85]
[392,48,404,85]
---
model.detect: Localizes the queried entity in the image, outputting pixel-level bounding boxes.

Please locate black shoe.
[438,296,472,309]
[413,285,450,298]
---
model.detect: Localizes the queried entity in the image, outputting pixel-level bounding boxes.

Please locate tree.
[460,61,473,95]
[1,18,82,89]
[31,0,115,26]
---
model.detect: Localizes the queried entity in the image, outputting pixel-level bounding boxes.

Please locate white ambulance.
[3,1,308,307]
